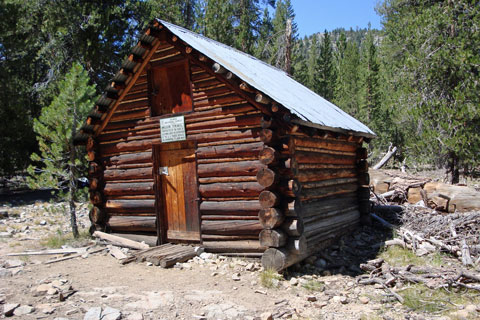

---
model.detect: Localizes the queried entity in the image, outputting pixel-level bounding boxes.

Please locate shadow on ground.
[287,210,402,278]
[0,189,58,206]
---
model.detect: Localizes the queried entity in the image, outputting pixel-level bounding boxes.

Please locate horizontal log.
[110,233,157,246]
[93,231,150,250]
[102,151,152,167]
[100,138,161,155]
[198,176,257,184]
[107,216,156,232]
[197,142,263,159]
[298,183,358,201]
[302,205,359,225]
[202,215,259,220]
[115,98,149,112]
[259,229,287,247]
[256,167,277,188]
[188,129,260,144]
[259,129,279,145]
[261,247,309,271]
[89,178,103,191]
[295,168,357,183]
[201,234,259,241]
[306,217,360,247]
[104,167,152,181]
[198,160,264,178]
[259,147,279,165]
[186,114,261,131]
[291,136,358,152]
[294,151,356,165]
[105,162,153,171]
[187,103,255,119]
[109,108,150,122]
[281,218,304,237]
[287,235,307,255]
[259,190,280,208]
[89,206,107,224]
[202,240,266,253]
[200,201,261,216]
[303,209,360,238]
[103,182,154,196]
[89,191,103,205]
[258,208,284,229]
[198,157,257,164]
[255,93,270,104]
[201,220,262,236]
[88,162,103,176]
[193,94,246,109]
[199,182,264,198]
[105,199,155,213]
[103,118,158,133]
[294,193,358,218]
[98,128,160,144]
[293,177,358,195]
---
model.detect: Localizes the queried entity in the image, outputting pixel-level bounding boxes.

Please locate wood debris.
[121,243,196,268]
[357,258,480,296]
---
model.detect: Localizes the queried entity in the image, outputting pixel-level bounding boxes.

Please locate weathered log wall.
[259,129,368,271]
[88,40,266,253]
[88,33,371,262]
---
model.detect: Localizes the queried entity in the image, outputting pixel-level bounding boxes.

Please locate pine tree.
[255,7,274,61]
[317,30,336,101]
[360,29,380,125]
[378,0,480,183]
[306,35,320,91]
[334,34,361,118]
[270,0,297,71]
[27,63,96,237]
[292,39,309,85]
[233,0,261,54]
[202,0,235,46]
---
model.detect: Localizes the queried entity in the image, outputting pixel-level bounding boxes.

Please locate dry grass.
[260,268,283,288]
[41,229,91,248]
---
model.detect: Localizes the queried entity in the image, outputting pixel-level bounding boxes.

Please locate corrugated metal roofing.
[159,19,375,137]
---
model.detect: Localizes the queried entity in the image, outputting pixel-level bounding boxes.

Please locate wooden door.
[154,142,200,243]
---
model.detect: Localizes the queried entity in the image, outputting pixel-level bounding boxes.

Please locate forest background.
[1,0,479,186]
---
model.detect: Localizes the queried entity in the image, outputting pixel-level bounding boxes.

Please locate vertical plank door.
[156,143,200,243]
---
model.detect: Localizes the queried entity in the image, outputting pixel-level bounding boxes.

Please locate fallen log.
[93,231,150,250]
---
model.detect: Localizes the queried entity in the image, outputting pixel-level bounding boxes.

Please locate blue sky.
[290,0,383,37]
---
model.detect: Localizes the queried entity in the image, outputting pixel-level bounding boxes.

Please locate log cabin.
[74,19,375,271]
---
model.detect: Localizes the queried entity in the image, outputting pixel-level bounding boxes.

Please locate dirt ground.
[0,199,477,320]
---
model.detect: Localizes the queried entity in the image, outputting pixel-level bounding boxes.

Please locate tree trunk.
[447,151,459,184]
[69,101,79,238]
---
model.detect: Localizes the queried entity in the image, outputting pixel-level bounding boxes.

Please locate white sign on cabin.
[160,116,186,143]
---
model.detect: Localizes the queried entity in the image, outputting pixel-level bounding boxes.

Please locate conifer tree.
[202,0,235,46]
[270,0,297,71]
[306,35,320,91]
[27,63,96,237]
[233,0,261,54]
[359,29,381,125]
[317,30,336,101]
[255,7,274,61]
[334,34,361,117]
[378,0,480,183]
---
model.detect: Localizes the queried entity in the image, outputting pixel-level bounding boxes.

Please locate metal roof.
[159,19,375,137]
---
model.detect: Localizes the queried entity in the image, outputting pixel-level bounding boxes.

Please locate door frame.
[152,140,199,245]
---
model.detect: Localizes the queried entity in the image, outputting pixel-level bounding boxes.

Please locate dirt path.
[0,201,474,319]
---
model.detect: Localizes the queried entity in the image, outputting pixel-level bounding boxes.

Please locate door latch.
[159,166,169,176]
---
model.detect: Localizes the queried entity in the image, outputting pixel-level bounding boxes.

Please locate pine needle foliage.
[27,63,96,237]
